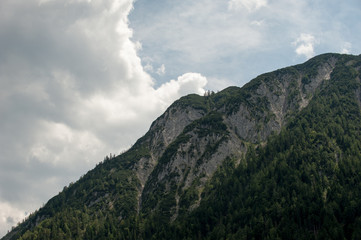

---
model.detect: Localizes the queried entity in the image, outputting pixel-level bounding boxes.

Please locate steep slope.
[139,53,337,223]
[171,53,361,239]
[3,53,361,240]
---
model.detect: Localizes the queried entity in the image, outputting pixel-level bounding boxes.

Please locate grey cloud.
[130,0,361,88]
[1,0,360,237]
[0,0,138,231]
[0,2,209,237]
[6,217,14,224]
[0,0,130,95]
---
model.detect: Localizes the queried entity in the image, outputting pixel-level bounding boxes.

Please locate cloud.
[0,201,27,236]
[1,0,361,237]
[130,0,265,89]
[228,0,268,12]
[293,33,317,59]
[160,73,207,95]
[206,77,235,91]
[0,0,207,237]
[341,42,352,54]
[144,63,154,72]
[155,73,207,109]
[156,64,166,76]
[130,0,361,91]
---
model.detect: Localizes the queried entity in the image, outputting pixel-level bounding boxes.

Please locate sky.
[0,0,360,237]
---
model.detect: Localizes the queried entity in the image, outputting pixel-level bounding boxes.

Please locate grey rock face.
[133,54,341,218]
[6,53,361,240]
[224,57,337,143]
[134,105,206,184]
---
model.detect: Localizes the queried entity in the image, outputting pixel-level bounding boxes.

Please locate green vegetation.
[172,94,212,112]
[4,53,361,240]
[169,55,361,239]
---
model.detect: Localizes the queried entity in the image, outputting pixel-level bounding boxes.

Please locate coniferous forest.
[3,53,361,240]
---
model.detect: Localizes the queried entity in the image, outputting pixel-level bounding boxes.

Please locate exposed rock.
[8,53,361,240]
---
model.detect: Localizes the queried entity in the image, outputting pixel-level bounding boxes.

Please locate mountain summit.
[4,53,361,239]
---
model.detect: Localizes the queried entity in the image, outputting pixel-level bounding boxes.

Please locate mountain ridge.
[3,53,361,239]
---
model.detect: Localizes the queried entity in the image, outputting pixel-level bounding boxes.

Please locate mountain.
[3,53,361,239]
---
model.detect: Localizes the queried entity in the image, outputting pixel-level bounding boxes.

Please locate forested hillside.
[170,56,361,239]
[3,53,361,240]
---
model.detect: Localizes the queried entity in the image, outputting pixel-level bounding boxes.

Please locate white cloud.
[251,20,264,26]
[0,0,207,237]
[0,201,27,237]
[155,73,207,109]
[131,1,263,69]
[206,77,235,91]
[2,0,361,237]
[29,121,106,166]
[130,0,361,90]
[144,63,154,72]
[293,33,317,59]
[228,0,268,12]
[341,42,352,54]
[156,64,166,76]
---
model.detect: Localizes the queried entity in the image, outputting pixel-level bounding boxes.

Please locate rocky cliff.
[4,53,361,240]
